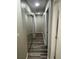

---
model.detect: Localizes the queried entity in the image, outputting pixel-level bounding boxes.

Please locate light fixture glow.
[35,2,40,7]
[37,12,41,14]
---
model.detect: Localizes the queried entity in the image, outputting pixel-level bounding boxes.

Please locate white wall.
[17,0,28,59]
[24,15,33,34]
[55,2,61,59]
[43,1,50,46]
[35,15,44,33]
[50,0,61,59]
[17,0,33,59]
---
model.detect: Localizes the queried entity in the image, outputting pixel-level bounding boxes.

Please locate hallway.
[28,33,47,59]
[17,0,61,59]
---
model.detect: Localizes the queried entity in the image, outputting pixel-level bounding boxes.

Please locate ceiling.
[21,0,48,13]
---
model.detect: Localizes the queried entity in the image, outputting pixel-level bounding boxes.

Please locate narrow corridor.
[17,0,61,59]
[28,33,47,59]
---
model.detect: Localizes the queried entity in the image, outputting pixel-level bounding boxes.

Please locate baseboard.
[26,53,28,59]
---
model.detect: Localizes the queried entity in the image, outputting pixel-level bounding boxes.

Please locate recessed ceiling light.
[35,2,40,7]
